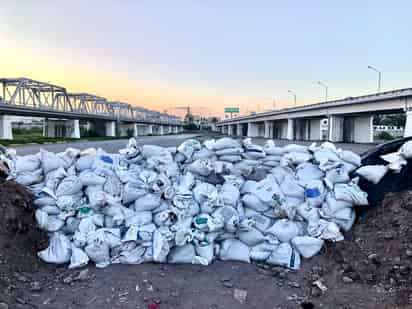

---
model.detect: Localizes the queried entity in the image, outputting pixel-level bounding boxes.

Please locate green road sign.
[224,107,239,113]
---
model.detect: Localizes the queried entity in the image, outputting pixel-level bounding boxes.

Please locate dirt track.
[2,136,409,309]
[1,185,412,308]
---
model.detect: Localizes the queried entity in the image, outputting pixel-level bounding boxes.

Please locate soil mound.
[325,191,412,306]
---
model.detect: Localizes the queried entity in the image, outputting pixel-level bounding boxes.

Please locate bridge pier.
[404,111,412,137]
[247,123,259,137]
[44,119,80,139]
[286,119,294,140]
[264,121,273,138]
[0,115,13,140]
[105,121,116,137]
[328,115,344,142]
[342,115,374,143]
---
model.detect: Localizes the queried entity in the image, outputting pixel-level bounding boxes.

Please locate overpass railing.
[0,77,182,125]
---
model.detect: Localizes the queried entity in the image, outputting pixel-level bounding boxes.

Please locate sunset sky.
[1,1,412,118]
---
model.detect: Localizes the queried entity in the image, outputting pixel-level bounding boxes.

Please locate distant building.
[373,125,404,138]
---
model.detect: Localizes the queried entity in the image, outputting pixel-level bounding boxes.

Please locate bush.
[80,128,100,138]
[377,131,394,141]
[184,123,198,131]
[126,128,135,138]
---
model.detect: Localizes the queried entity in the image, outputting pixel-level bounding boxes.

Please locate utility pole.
[368,65,382,93]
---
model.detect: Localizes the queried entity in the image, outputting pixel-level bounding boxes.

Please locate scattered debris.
[233,288,247,304]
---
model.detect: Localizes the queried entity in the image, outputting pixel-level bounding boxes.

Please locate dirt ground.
[1,179,411,309]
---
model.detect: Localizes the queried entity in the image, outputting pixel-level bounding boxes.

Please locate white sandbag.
[399,140,412,159]
[263,140,285,156]
[56,176,83,197]
[321,193,353,216]
[15,154,41,173]
[339,150,361,167]
[41,149,68,173]
[254,175,284,205]
[356,165,388,184]
[134,193,161,212]
[186,159,214,176]
[215,147,244,156]
[219,183,240,206]
[326,207,356,232]
[283,144,308,154]
[69,246,90,269]
[296,163,324,183]
[153,229,170,263]
[250,242,278,261]
[15,168,43,186]
[75,155,95,172]
[282,152,312,166]
[291,236,324,258]
[334,182,368,206]
[112,246,146,264]
[242,193,270,212]
[213,137,241,150]
[85,238,110,268]
[381,152,407,173]
[280,175,304,199]
[219,239,251,263]
[266,243,301,270]
[307,219,344,242]
[168,244,197,264]
[177,139,202,159]
[219,155,242,163]
[325,164,350,184]
[313,148,341,166]
[122,182,146,204]
[304,180,326,207]
[267,219,300,243]
[245,212,272,232]
[79,170,106,186]
[38,233,72,264]
[237,227,266,246]
[125,211,153,227]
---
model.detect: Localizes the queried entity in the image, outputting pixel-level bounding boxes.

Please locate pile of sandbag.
[10,137,371,270]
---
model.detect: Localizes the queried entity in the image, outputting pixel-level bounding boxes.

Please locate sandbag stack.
[10,137,372,270]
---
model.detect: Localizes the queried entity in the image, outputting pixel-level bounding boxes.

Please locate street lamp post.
[288,90,296,106]
[367,65,382,93]
[317,81,328,102]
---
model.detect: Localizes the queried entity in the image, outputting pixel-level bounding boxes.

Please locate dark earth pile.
[0,179,411,309]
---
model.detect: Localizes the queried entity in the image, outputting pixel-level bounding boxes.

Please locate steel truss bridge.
[0,77,181,125]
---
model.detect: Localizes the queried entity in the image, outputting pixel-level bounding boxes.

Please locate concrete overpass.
[0,78,183,139]
[217,88,412,143]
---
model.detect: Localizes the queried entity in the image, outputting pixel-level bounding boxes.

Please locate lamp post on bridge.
[288,90,296,107]
[317,81,328,102]
[367,65,382,93]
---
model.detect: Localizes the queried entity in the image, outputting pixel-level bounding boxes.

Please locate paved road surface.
[12,132,377,155]
[12,134,202,155]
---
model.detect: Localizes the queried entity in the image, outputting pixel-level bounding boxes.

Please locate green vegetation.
[373,114,405,127]
[0,127,123,146]
[376,131,394,141]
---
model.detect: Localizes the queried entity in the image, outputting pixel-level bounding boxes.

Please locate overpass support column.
[159,125,165,135]
[104,121,116,137]
[247,123,259,137]
[228,125,234,136]
[353,115,374,143]
[173,126,179,134]
[404,111,412,137]
[236,124,242,136]
[148,125,153,135]
[0,115,13,140]
[328,115,344,142]
[264,121,272,138]
[71,119,81,139]
[286,119,294,140]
